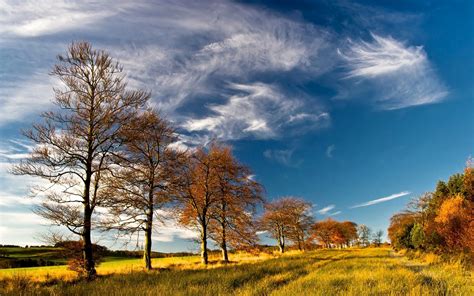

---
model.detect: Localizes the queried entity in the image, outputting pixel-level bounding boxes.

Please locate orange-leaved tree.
[311,219,359,248]
[102,109,183,270]
[208,144,264,262]
[435,194,473,253]
[260,197,313,253]
[175,145,221,264]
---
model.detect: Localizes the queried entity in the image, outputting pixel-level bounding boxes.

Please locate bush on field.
[54,241,107,275]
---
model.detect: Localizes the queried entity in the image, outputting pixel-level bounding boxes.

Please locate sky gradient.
[0,0,473,252]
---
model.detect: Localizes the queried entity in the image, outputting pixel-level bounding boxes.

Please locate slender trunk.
[82,204,95,279]
[221,226,229,263]
[220,202,229,263]
[297,236,303,251]
[201,222,208,265]
[83,111,95,279]
[143,205,153,270]
[279,234,285,253]
[221,242,229,263]
[277,226,285,253]
[279,238,285,253]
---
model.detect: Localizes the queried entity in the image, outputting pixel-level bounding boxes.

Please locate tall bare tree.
[102,110,180,270]
[12,42,149,278]
[208,144,264,262]
[372,230,384,247]
[357,224,372,247]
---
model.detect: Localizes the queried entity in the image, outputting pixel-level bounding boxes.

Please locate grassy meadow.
[0,247,472,295]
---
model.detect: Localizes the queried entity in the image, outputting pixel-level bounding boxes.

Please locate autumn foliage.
[388,160,474,258]
[175,144,263,263]
[260,197,313,253]
[311,219,358,248]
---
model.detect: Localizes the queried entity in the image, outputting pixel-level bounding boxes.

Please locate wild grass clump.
[0,273,33,295]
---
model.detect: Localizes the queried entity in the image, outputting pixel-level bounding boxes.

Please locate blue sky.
[0,0,473,252]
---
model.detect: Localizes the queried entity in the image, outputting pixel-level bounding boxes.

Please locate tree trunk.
[297,238,303,251]
[143,214,153,270]
[220,219,229,263]
[220,202,229,263]
[82,204,96,279]
[83,122,95,279]
[221,234,229,263]
[143,193,154,270]
[201,223,208,265]
[279,235,285,253]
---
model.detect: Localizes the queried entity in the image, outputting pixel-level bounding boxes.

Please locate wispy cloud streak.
[351,191,411,208]
[318,205,335,214]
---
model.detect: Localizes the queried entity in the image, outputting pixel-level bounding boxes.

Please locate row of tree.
[388,161,474,256]
[259,197,383,253]
[11,42,378,280]
[11,42,267,277]
[259,198,382,251]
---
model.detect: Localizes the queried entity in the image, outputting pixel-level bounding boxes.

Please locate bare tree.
[12,42,149,278]
[35,229,72,246]
[357,224,372,247]
[372,230,384,247]
[102,110,181,270]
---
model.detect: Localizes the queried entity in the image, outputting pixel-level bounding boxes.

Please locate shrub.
[410,223,425,249]
[54,241,107,276]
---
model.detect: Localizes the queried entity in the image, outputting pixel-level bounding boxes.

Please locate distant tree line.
[259,198,384,252]
[388,161,474,260]
[11,42,380,279]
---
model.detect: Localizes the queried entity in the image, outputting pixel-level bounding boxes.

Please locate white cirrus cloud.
[351,191,411,208]
[0,0,334,140]
[0,0,130,38]
[318,205,335,214]
[0,73,58,126]
[183,82,329,141]
[338,33,448,110]
[340,34,426,78]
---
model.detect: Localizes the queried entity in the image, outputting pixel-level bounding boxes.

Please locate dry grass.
[0,251,275,283]
[0,248,472,295]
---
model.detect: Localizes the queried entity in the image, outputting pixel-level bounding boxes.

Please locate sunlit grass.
[0,251,274,282]
[1,248,472,295]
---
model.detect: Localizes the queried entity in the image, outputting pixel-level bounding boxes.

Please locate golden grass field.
[1,248,472,295]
